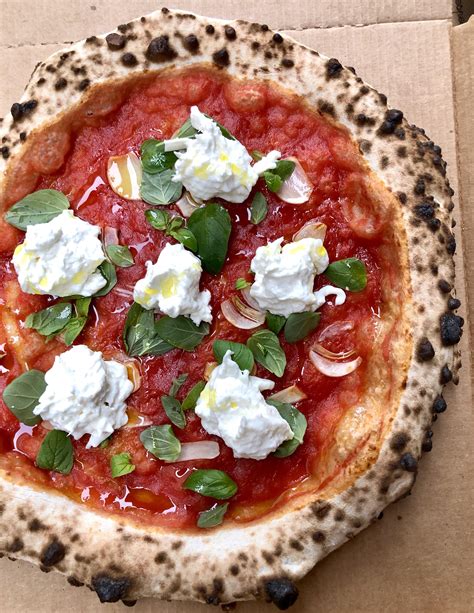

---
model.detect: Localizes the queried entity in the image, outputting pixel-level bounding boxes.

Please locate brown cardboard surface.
[0,2,472,612]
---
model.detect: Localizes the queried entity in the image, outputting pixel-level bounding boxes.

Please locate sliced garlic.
[107,151,142,200]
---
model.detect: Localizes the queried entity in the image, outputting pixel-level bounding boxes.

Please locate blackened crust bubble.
[326,58,343,78]
[121,53,138,67]
[92,575,131,603]
[414,203,434,219]
[40,539,66,567]
[212,48,230,67]
[400,453,418,472]
[224,26,237,41]
[183,34,199,52]
[146,36,177,62]
[378,109,404,135]
[416,337,435,362]
[265,579,299,610]
[440,313,463,346]
[448,297,461,311]
[432,395,447,414]
[440,365,453,384]
[11,100,38,122]
[106,33,127,51]
[272,33,283,44]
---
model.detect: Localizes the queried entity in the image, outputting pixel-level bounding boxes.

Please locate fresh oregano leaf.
[106,245,134,268]
[2,370,45,425]
[155,315,209,351]
[213,340,254,372]
[266,313,287,335]
[140,168,182,206]
[36,430,74,474]
[161,395,186,429]
[250,192,268,224]
[324,257,367,292]
[184,469,237,500]
[145,208,169,231]
[25,303,73,337]
[5,189,70,230]
[197,503,229,528]
[140,425,181,462]
[110,452,135,478]
[247,330,287,377]
[284,312,320,343]
[182,380,206,411]
[123,303,173,357]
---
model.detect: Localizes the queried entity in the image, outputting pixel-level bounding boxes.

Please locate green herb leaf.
[188,203,231,274]
[141,168,182,206]
[36,430,74,474]
[110,452,135,478]
[2,370,45,426]
[266,313,287,335]
[213,340,254,372]
[25,303,73,336]
[250,191,268,225]
[269,400,307,458]
[263,171,283,193]
[161,395,186,429]
[247,330,286,377]
[140,425,181,462]
[197,503,229,528]
[235,278,250,290]
[140,139,177,174]
[93,261,117,297]
[169,373,189,397]
[62,316,88,346]
[75,297,91,318]
[106,245,134,268]
[170,227,198,252]
[182,380,206,411]
[155,315,209,351]
[284,312,320,343]
[99,436,111,449]
[324,257,367,292]
[123,303,173,357]
[5,189,70,230]
[274,159,296,181]
[174,116,235,140]
[184,469,237,500]
[145,208,169,231]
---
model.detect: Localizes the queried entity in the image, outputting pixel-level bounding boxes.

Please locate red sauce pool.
[0,68,398,529]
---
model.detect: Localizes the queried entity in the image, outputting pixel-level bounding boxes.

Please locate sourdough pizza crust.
[0,7,462,607]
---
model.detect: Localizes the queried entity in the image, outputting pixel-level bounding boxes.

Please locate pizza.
[0,7,463,609]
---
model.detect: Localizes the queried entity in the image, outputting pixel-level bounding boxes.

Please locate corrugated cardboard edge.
[451,16,474,383]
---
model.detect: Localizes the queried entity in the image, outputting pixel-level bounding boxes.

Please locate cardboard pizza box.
[0,1,472,611]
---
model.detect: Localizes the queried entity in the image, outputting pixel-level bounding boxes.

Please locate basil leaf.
[284,312,320,343]
[170,227,198,252]
[188,203,231,275]
[263,171,283,193]
[162,395,186,429]
[235,278,250,290]
[269,400,307,458]
[324,257,367,292]
[140,425,181,462]
[106,245,134,268]
[25,303,73,336]
[36,430,74,474]
[169,373,188,397]
[140,139,177,174]
[2,370,45,426]
[266,312,286,335]
[184,469,237,500]
[75,297,91,318]
[197,503,229,528]
[110,452,135,478]
[155,315,209,351]
[182,380,206,411]
[123,303,173,357]
[141,168,182,205]
[247,330,286,377]
[250,192,268,225]
[62,316,88,346]
[213,340,254,372]
[274,159,296,181]
[93,261,117,297]
[145,208,169,231]
[5,189,70,230]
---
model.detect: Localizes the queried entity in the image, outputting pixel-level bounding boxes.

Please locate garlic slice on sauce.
[309,350,362,377]
[175,191,201,218]
[107,151,142,200]
[221,298,265,330]
[268,384,307,403]
[277,157,313,204]
[292,220,327,242]
[175,441,220,462]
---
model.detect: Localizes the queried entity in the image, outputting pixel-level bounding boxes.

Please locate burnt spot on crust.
[432,395,447,413]
[182,34,199,53]
[378,109,404,135]
[422,430,433,452]
[312,531,326,543]
[10,100,38,122]
[28,518,46,532]
[40,538,66,567]
[92,574,131,603]
[289,539,304,551]
[78,78,91,91]
[326,58,343,79]
[224,26,237,41]
[311,501,331,519]
[446,233,456,255]
[67,576,84,587]
[438,279,452,293]
[122,600,138,607]
[121,53,138,67]
[448,297,461,311]
[230,564,240,576]
[1,146,9,159]
[390,432,409,452]
[414,203,434,219]
[416,337,435,362]
[440,312,463,346]
[146,36,177,62]
[400,453,418,472]
[7,538,24,553]
[265,578,299,610]
[155,551,168,564]
[212,48,230,67]
[106,33,127,51]
[440,365,453,384]
[281,58,295,69]
[272,32,283,44]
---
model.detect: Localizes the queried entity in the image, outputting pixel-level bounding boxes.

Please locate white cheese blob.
[169,106,280,203]
[195,351,293,460]
[34,345,133,448]
[133,242,212,325]
[249,237,334,317]
[12,209,106,297]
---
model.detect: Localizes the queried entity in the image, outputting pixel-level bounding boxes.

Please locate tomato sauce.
[0,68,400,529]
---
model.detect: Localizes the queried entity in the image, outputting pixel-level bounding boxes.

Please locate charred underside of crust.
[0,6,461,608]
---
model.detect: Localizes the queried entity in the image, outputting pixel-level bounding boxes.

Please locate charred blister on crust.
[40,538,66,567]
[106,33,127,51]
[146,36,177,62]
[265,579,299,610]
[91,575,131,603]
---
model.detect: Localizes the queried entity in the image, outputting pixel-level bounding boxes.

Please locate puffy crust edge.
[0,7,462,607]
